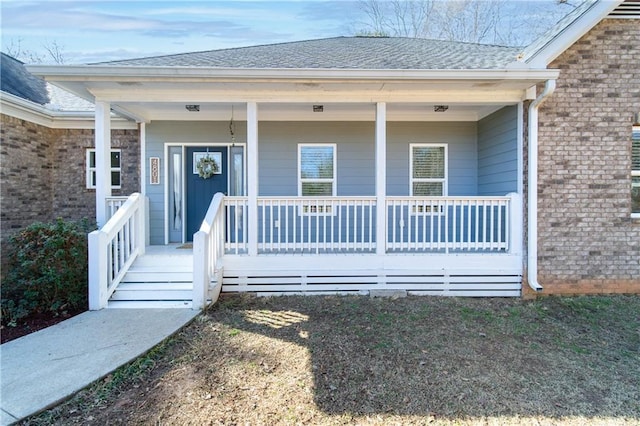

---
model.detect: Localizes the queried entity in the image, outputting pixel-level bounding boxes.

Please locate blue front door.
[186,146,228,241]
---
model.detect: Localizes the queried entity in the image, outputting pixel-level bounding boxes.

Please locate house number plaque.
[150,157,160,185]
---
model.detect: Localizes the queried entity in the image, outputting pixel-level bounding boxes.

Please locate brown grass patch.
[22,295,640,425]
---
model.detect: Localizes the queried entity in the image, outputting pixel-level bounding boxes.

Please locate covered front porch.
[38,65,557,309]
[92,184,523,310]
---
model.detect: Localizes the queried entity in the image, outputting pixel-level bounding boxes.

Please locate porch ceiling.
[29,66,559,123]
[114,101,506,122]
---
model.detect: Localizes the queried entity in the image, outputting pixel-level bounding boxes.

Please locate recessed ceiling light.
[185,104,200,112]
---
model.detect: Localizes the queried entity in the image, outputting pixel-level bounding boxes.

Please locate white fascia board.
[87,86,556,104]
[0,93,136,129]
[27,65,560,83]
[526,0,622,67]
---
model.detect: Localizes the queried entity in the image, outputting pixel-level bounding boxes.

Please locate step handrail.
[88,193,146,310]
[192,192,226,309]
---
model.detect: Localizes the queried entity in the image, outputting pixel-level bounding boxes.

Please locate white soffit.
[115,101,507,122]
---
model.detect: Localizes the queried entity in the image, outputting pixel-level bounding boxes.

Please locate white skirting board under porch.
[220,253,522,297]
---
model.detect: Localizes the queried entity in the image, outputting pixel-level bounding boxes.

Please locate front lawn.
[23,294,640,425]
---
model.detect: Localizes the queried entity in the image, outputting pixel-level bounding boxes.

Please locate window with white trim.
[410,143,447,196]
[632,126,640,216]
[86,149,121,189]
[298,144,336,196]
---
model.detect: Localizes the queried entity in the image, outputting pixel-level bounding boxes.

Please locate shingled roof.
[1,53,49,104]
[96,37,521,70]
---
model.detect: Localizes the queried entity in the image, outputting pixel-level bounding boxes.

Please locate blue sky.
[2,1,361,63]
[1,0,576,64]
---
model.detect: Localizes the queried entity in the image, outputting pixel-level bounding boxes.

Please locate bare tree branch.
[42,40,66,64]
[3,38,67,64]
[355,0,586,45]
[357,0,435,38]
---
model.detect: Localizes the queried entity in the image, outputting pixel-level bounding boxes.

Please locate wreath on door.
[196,156,220,179]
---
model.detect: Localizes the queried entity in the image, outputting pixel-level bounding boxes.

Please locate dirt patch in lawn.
[22,295,640,425]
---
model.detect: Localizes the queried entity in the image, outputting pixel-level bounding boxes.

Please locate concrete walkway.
[0,308,200,425]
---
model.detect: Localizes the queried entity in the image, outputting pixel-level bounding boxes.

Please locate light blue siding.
[145,121,246,244]
[387,122,478,196]
[477,106,518,195]
[144,120,483,244]
[258,122,376,196]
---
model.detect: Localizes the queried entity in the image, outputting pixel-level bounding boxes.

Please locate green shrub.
[1,218,95,326]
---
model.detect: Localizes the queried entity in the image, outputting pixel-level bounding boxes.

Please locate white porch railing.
[220,194,519,255]
[257,197,377,253]
[88,193,146,310]
[224,196,248,255]
[386,195,514,252]
[106,196,129,220]
[192,192,226,309]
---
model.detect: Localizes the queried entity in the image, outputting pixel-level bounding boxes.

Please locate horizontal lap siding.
[477,106,518,196]
[145,121,479,243]
[260,121,477,197]
[145,121,247,244]
[258,122,375,196]
[386,122,478,196]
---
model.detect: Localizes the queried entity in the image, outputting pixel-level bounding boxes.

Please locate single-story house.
[12,0,640,308]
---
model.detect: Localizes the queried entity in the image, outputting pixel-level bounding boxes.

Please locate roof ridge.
[92,37,352,65]
[94,36,518,66]
[89,37,520,70]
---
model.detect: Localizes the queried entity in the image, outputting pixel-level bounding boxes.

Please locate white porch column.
[95,101,111,227]
[139,122,146,195]
[139,122,150,246]
[247,102,259,256]
[375,102,387,255]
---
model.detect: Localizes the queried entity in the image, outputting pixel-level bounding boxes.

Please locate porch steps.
[107,248,197,309]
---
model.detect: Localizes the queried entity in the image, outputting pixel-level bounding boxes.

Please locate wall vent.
[608,0,640,18]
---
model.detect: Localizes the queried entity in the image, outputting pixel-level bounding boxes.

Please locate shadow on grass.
[208,294,640,420]
[23,294,640,425]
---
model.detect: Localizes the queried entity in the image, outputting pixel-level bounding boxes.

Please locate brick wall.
[534,19,640,294]
[1,115,56,236]
[1,113,140,243]
[51,128,140,221]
